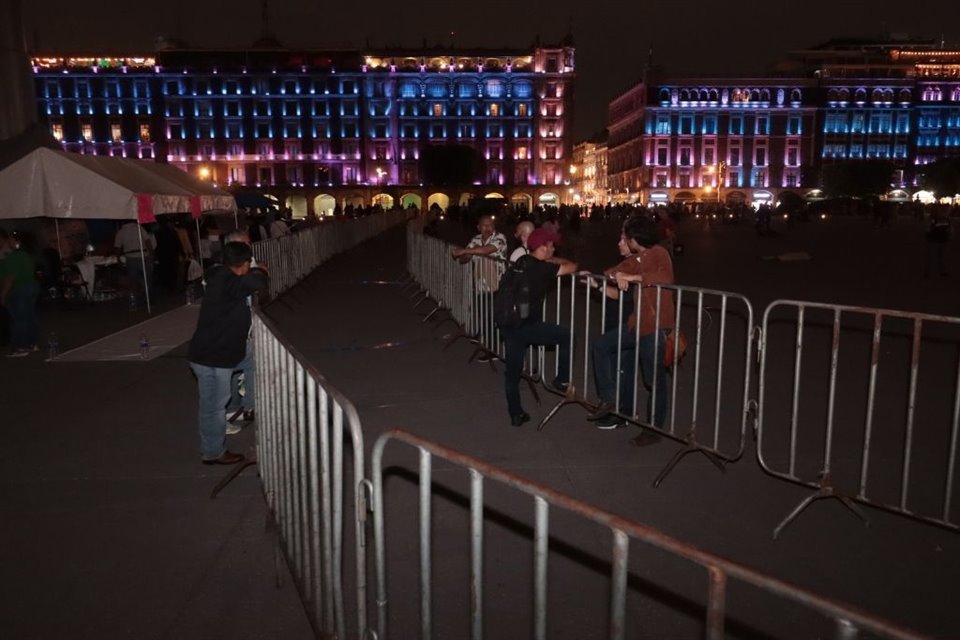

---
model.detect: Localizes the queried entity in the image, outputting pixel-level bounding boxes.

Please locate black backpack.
[494,255,534,330]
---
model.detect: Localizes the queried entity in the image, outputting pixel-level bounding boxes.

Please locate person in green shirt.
[0,231,41,357]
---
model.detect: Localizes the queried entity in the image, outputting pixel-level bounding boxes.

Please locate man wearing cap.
[501,227,578,426]
[188,242,269,465]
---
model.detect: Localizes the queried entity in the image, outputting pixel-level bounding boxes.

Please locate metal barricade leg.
[772,485,871,540]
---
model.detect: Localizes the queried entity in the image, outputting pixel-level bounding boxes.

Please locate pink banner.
[136,193,156,223]
[190,195,202,219]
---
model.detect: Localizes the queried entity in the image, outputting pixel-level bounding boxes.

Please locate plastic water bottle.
[128,293,138,311]
[47,332,59,360]
[139,334,150,359]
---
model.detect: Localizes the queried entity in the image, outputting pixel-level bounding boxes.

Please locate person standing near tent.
[1,231,41,357]
[114,220,156,306]
[188,241,268,465]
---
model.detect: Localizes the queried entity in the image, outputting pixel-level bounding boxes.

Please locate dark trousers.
[593,326,670,427]
[502,320,570,417]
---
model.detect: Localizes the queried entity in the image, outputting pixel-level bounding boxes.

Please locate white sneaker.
[226,422,243,435]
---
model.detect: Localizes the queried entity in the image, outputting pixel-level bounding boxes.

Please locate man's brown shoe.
[202,451,246,465]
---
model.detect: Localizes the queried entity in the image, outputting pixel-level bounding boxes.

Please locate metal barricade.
[405,223,753,486]
[253,310,370,639]
[253,212,409,300]
[758,300,960,538]
[371,429,930,640]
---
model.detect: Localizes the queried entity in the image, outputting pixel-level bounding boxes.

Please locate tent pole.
[138,225,151,314]
[54,219,63,260]
[194,217,203,272]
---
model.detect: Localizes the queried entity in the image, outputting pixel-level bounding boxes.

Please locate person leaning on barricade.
[187,242,269,466]
[509,220,535,263]
[588,215,674,445]
[450,214,508,362]
[500,228,578,427]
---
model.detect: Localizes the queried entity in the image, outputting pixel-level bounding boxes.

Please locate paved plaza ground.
[2,213,959,638]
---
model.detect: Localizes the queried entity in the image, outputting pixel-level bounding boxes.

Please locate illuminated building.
[31,43,575,210]
[609,78,817,206]
[606,38,960,205]
[571,135,608,205]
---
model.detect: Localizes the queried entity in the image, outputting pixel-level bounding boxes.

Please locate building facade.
[31,43,575,212]
[571,138,608,205]
[607,41,960,206]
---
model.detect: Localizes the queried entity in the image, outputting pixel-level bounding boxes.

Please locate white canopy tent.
[0,147,236,312]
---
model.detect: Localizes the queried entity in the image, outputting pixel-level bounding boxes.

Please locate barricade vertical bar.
[713,296,728,449]
[333,403,346,640]
[901,319,923,510]
[705,566,727,640]
[650,289,663,426]
[568,274,575,387]
[631,286,642,420]
[789,306,806,477]
[836,619,859,640]
[859,313,883,499]
[534,496,549,640]
[294,362,307,590]
[372,438,388,640]
[609,529,628,640]
[691,291,705,432]
[319,388,335,633]
[615,292,624,414]
[280,351,292,555]
[670,289,683,432]
[306,378,321,621]
[419,449,433,640]
[823,309,843,479]
[943,354,960,521]
[470,469,484,640]
[582,277,592,397]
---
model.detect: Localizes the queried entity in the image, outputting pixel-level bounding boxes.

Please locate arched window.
[426,82,447,99]
[854,88,867,103]
[760,89,770,102]
[513,82,533,98]
[790,89,802,103]
[400,82,418,99]
[659,88,671,103]
[871,88,883,103]
[485,79,504,98]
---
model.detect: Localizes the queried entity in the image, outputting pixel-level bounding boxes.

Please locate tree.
[420,144,485,185]
[921,157,960,198]
[821,160,895,199]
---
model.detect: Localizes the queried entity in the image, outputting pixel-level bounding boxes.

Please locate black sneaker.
[475,353,495,363]
[547,378,570,394]
[595,415,627,430]
[587,400,614,421]
[510,412,531,427]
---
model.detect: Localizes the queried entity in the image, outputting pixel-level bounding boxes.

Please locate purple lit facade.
[31,45,575,201]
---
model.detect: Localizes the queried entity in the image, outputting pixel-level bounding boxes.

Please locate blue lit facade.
[31,46,575,195]
[607,44,960,204]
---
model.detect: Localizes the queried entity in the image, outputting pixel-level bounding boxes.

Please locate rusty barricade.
[370,429,931,640]
[758,300,960,538]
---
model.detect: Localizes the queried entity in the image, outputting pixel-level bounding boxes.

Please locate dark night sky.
[22,0,959,140]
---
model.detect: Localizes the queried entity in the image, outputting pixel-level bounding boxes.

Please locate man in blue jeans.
[589,216,675,444]
[188,242,268,465]
[500,228,578,426]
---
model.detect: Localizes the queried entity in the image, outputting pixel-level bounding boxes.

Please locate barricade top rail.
[764,298,960,325]
[372,428,931,640]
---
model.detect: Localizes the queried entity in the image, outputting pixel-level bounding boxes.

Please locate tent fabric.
[0,147,235,222]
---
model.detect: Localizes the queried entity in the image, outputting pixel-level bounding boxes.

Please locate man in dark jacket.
[188,242,268,464]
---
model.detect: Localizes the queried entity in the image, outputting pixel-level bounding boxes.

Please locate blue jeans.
[7,284,40,350]
[502,320,571,418]
[189,362,234,460]
[226,340,255,413]
[593,326,670,427]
